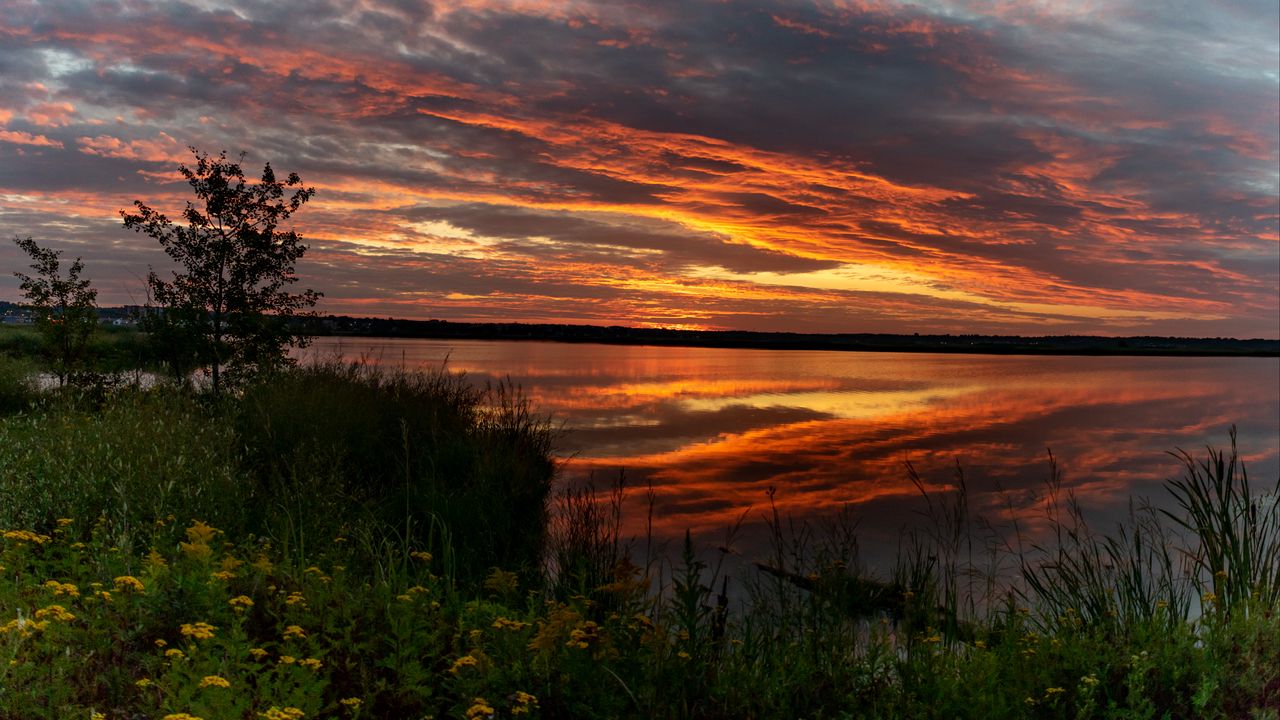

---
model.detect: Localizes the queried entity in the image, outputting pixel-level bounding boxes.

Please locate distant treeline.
[3,301,1276,356]
[304,314,1279,357]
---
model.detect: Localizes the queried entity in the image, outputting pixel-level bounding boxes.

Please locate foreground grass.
[0,362,1276,719]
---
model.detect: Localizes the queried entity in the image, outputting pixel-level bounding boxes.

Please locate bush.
[234,361,558,583]
[0,354,36,414]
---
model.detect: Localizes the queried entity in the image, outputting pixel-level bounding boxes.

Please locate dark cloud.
[0,0,1274,335]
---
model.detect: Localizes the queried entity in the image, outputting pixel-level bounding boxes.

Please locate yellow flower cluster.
[180,520,218,560]
[299,657,323,670]
[162,714,204,720]
[229,595,255,610]
[249,647,269,660]
[410,550,432,562]
[3,530,51,545]
[511,691,538,715]
[450,654,479,675]
[34,604,76,622]
[285,592,307,607]
[43,580,80,597]
[491,617,530,631]
[258,707,305,720]
[282,624,307,640]
[180,622,217,640]
[339,698,362,709]
[114,576,146,593]
[1,616,47,636]
[199,675,231,688]
[566,621,599,649]
[465,697,495,719]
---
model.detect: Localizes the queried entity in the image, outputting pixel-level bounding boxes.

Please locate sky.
[0,0,1277,337]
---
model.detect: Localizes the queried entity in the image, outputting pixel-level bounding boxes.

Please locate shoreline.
[306,318,1280,358]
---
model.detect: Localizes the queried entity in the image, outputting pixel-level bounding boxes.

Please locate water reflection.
[304,338,1280,569]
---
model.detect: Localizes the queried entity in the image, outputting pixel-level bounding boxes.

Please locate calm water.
[304,337,1280,569]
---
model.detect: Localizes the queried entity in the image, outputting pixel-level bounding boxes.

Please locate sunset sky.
[0,0,1276,336]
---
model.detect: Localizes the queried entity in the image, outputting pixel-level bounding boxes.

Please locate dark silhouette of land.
[3,302,1275,356]
[303,313,1278,357]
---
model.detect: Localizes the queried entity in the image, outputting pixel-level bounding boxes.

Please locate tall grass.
[234,359,558,582]
[0,361,1274,718]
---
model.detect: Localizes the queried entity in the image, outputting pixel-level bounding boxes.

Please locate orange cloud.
[0,130,63,148]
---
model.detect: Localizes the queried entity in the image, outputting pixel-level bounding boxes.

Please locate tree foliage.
[121,148,320,393]
[11,236,98,386]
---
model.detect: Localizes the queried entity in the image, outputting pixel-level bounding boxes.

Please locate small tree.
[121,148,321,394]
[11,236,98,386]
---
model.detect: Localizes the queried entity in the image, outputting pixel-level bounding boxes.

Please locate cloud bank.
[0,0,1276,335]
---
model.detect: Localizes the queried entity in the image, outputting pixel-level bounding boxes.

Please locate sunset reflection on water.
[306,338,1280,570]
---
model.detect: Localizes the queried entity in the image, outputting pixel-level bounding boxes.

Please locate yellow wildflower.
[492,617,531,631]
[154,638,167,648]
[410,550,432,562]
[162,714,204,720]
[145,549,167,569]
[185,520,218,544]
[114,576,145,593]
[299,657,323,670]
[251,554,274,574]
[677,650,690,659]
[164,648,185,660]
[279,655,297,664]
[512,691,538,715]
[450,655,478,674]
[92,712,105,720]
[285,592,306,606]
[136,678,153,688]
[1045,687,1065,697]
[180,622,217,640]
[249,647,269,660]
[258,708,305,720]
[181,541,212,561]
[34,605,76,622]
[339,697,362,709]
[56,518,73,527]
[43,580,79,598]
[200,675,231,689]
[229,595,254,610]
[282,624,306,640]
[465,698,495,719]
[3,530,51,545]
[210,570,236,581]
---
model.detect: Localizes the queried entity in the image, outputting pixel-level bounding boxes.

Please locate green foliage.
[121,147,321,394]
[10,236,98,386]
[0,376,1274,719]
[0,354,36,415]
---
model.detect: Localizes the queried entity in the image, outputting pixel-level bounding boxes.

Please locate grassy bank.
[0,362,1275,719]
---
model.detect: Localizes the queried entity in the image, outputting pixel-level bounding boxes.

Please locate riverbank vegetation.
[0,357,1275,719]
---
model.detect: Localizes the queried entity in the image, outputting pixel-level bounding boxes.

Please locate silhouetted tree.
[11,236,98,386]
[121,148,320,394]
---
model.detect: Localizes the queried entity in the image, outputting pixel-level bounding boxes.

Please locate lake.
[304,337,1280,572]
